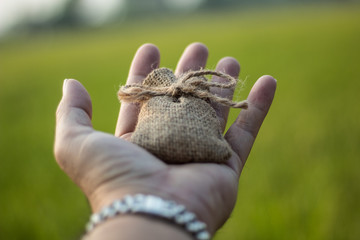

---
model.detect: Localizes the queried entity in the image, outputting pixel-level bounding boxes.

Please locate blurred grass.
[1,3,360,240]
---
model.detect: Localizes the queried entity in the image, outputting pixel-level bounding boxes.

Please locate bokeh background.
[1,0,359,239]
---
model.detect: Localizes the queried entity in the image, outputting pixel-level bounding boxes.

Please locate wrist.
[85,194,211,240]
[89,187,214,231]
[87,178,228,235]
[85,215,193,240]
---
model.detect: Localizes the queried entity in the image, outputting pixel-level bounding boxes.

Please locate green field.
[1,3,360,239]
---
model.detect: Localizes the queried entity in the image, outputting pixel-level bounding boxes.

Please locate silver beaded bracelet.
[85,194,211,240]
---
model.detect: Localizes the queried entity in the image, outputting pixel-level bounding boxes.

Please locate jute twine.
[118,68,248,163]
[118,69,248,109]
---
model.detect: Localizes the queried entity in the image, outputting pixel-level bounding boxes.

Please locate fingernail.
[63,79,69,95]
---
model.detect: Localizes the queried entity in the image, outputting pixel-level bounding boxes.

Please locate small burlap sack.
[118,68,247,163]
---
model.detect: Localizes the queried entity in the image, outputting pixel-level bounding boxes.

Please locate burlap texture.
[130,68,232,163]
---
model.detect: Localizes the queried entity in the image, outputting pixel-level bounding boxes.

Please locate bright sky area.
[0,0,205,36]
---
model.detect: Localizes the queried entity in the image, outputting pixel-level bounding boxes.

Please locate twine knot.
[168,85,183,98]
[118,69,248,109]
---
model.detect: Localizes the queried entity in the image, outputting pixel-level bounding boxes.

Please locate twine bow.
[118,70,248,109]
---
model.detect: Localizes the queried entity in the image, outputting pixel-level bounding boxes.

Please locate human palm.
[54,43,276,235]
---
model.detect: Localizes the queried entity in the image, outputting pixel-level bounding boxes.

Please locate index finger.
[115,44,160,137]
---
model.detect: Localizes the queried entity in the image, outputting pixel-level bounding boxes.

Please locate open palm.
[54,43,276,235]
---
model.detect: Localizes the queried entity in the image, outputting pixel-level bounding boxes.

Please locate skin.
[54,42,277,239]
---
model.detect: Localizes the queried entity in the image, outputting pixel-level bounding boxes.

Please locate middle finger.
[175,42,208,76]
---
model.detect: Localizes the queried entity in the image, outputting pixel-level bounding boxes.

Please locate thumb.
[56,79,93,130]
[55,79,93,168]
[58,78,92,120]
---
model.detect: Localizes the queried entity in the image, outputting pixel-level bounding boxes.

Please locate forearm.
[84,215,193,240]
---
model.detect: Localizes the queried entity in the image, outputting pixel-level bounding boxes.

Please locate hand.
[54,43,276,236]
